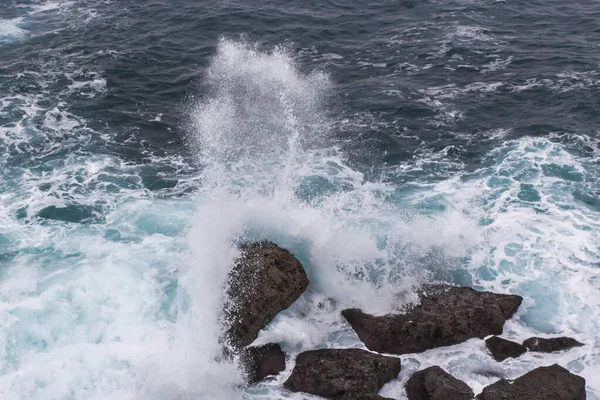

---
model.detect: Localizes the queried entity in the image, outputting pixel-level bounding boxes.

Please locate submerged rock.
[485,336,526,362]
[405,366,474,400]
[240,343,286,383]
[342,285,522,355]
[284,348,401,399]
[223,241,309,350]
[476,364,586,400]
[523,337,584,353]
[37,204,97,223]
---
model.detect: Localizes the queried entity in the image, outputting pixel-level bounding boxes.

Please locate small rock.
[476,364,586,400]
[485,336,526,361]
[523,337,584,353]
[405,366,474,400]
[342,285,522,355]
[240,343,286,383]
[223,241,309,350]
[284,348,401,399]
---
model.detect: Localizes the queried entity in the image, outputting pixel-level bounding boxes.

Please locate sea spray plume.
[189,39,330,199]
[186,40,405,317]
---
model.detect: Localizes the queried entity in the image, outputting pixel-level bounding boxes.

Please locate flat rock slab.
[343,285,522,355]
[485,336,526,362]
[284,348,401,399]
[523,337,584,353]
[223,241,309,350]
[476,364,586,400]
[240,343,286,384]
[405,366,474,400]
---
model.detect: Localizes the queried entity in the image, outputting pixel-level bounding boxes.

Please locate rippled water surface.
[1,1,599,399]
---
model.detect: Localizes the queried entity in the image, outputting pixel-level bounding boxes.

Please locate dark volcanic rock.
[485,336,526,361]
[405,366,473,400]
[284,348,401,399]
[476,364,586,400]
[240,343,286,383]
[223,241,309,350]
[342,285,522,355]
[523,337,584,353]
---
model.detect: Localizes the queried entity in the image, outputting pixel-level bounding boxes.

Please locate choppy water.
[1,1,599,399]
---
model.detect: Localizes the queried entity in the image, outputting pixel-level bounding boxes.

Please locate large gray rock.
[284,348,401,399]
[485,336,526,362]
[240,343,286,384]
[523,337,584,353]
[342,285,522,355]
[223,241,309,350]
[476,364,586,400]
[405,366,473,400]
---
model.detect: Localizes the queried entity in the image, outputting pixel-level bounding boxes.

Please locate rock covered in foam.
[523,337,584,353]
[476,364,586,400]
[342,285,522,355]
[405,366,474,400]
[485,336,526,362]
[284,348,401,399]
[240,343,286,383]
[223,241,309,350]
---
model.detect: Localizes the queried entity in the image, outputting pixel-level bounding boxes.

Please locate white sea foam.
[0,18,27,42]
[67,78,107,97]
[451,25,492,41]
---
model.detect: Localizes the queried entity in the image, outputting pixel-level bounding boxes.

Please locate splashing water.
[1,34,600,399]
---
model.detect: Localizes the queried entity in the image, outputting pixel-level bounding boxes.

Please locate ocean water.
[1,0,599,399]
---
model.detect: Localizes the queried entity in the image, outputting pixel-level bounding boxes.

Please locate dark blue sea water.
[1,1,599,398]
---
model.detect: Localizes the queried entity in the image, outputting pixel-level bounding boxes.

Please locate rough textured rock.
[485,336,526,362]
[476,364,586,400]
[405,366,474,400]
[284,348,401,399]
[223,241,309,350]
[342,285,522,355]
[523,337,584,353]
[240,343,286,384]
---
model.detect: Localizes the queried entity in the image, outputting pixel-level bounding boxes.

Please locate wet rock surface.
[342,285,522,355]
[405,366,474,400]
[223,241,309,350]
[240,343,286,384]
[485,336,526,361]
[523,337,584,353]
[284,348,401,399]
[476,364,586,400]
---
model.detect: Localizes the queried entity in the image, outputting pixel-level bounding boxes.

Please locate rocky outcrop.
[223,241,309,350]
[476,364,586,400]
[485,336,526,361]
[284,348,401,399]
[405,366,474,400]
[342,285,522,355]
[240,343,286,383]
[523,337,584,353]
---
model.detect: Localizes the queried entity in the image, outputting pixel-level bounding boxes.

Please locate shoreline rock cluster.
[222,241,587,399]
[485,335,584,362]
